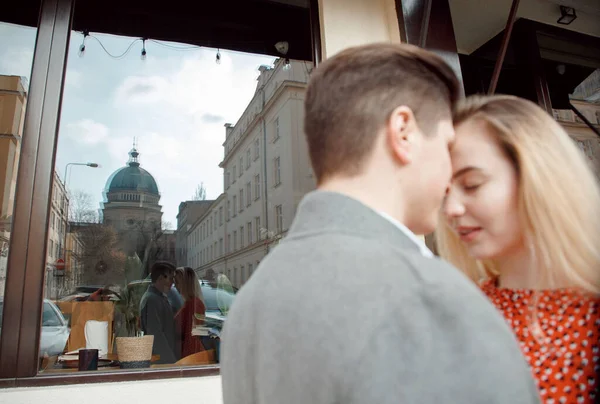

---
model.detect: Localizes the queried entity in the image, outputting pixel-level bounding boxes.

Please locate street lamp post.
[64,162,99,188]
[61,162,99,294]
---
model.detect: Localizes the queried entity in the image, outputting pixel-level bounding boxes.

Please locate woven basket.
[116,335,154,369]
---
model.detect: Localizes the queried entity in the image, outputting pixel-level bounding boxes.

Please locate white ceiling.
[449,0,600,54]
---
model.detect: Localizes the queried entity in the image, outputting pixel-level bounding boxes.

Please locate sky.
[0,22,276,228]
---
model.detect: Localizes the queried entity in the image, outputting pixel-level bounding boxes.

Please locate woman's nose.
[443,189,465,218]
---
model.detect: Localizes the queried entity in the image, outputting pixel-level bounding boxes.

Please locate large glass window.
[1,0,316,380]
[37,24,316,373]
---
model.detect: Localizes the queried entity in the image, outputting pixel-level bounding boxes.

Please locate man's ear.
[386,106,419,165]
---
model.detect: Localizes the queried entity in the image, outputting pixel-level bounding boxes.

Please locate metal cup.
[78,349,99,371]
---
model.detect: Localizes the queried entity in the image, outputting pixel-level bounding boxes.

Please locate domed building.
[102,147,163,256]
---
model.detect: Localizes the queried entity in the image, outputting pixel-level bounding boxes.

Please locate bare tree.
[192,183,207,201]
[71,223,125,285]
[69,190,99,223]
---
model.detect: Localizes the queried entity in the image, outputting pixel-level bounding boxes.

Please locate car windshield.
[0,301,64,327]
[201,283,235,312]
[42,302,63,327]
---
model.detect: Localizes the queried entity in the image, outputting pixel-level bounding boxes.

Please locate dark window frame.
[0,0,321,387]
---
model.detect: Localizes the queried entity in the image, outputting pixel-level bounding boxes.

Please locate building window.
[239,156,243,175]
[239,189,244,212]
[241,265,245,284]
[255,216,261,240]
[254,174,261,200]
[227,234,231,253]
[232,165,237,182]
[233,195,237,216]
[253,138,260,160]
[233,267,238,286]
[273,117,280,141]
[246,182,252,206]
[273,157,281,186]
[248,262,253,277]
[275,205,283,234]
[49,240,54,258]
[248,221,253,245]
[246,149,251,168]
[233,230,238,250]
[219,207,223,225]
[219,238,223,257]
[227,199,231,221]
[225,171,230,189]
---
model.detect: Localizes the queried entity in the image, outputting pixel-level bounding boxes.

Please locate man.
[140,261,178,364]
[221,44,540,403]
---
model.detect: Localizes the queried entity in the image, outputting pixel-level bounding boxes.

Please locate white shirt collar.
[376,211,434,258]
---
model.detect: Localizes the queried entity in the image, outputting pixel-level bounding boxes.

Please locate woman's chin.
[465,244,495,261]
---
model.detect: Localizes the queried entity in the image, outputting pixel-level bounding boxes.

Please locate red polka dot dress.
[481,280,599,404]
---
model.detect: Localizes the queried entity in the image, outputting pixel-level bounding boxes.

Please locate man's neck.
[318,176,405,225]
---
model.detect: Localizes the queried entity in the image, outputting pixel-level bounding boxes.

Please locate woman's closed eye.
[462,179,485,192]
[464,184,481,191]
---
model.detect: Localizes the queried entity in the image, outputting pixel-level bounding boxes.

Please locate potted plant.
[109,253,154,369]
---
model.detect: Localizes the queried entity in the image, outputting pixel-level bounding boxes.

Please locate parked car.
[0,298,70,357]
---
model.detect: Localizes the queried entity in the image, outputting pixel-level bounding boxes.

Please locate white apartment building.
[184,58,316,288]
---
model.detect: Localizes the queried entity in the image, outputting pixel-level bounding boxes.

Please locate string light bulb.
[141,38,147,60]
[78,30,89,57]
[216,49,221,64]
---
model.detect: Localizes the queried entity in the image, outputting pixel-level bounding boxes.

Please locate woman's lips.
[457,227,482,243]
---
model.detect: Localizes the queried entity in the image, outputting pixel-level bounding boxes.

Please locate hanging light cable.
[78,30,89,57]
[141,38,147,60]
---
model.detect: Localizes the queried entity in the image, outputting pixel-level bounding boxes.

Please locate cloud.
[65,119,110,145]
[65,69,83,88]
[114,76,167,105]
[201,113,225,124]
[0,47,33,82]
[57,42,275,225]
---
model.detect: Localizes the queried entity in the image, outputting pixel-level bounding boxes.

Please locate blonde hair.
[436,95,600,294]
[175,267,204,302]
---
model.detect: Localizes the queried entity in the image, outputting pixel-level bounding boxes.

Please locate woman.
[436,95,600,403]
[174,267,206,358]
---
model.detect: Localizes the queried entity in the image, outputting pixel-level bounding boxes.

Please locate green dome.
[105,148,159,195]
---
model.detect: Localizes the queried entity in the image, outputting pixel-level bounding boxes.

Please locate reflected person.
[140,261,178,364]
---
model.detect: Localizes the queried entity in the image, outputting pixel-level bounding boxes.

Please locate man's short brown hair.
[304,43,460,183]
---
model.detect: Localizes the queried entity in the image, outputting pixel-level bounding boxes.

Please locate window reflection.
[37,21,314,373]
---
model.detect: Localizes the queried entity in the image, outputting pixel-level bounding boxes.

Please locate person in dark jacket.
[140,261,179,363]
